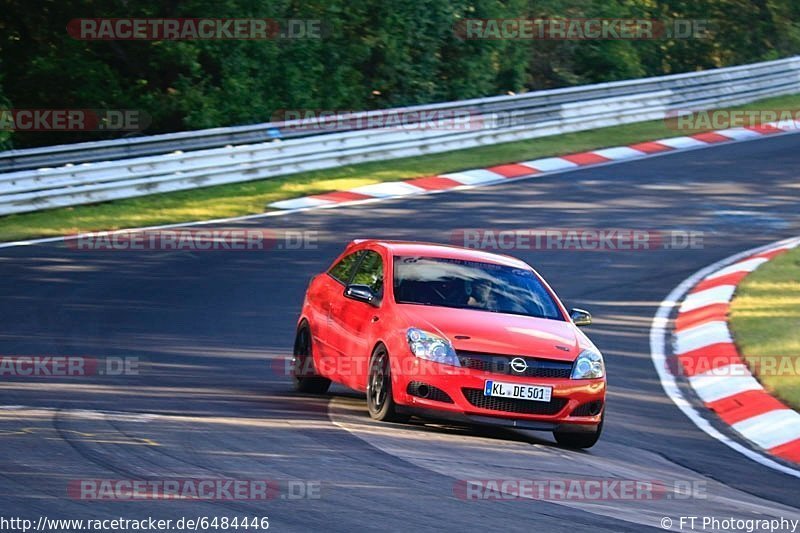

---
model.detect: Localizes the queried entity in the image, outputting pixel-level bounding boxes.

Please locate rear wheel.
[553,412,603,449]
[366,345,408,423]
[292,324,331,394]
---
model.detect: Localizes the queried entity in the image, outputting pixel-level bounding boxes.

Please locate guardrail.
[1,56,799,216]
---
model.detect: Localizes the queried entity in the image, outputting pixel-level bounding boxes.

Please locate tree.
[0,0,798,148]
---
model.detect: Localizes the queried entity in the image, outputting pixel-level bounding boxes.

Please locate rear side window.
[329,251,362,284]
[351,251,384,295]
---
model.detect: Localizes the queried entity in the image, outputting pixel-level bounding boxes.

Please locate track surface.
[1,135,800,532]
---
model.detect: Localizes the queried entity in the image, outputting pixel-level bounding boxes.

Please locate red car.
[291,240,606,448]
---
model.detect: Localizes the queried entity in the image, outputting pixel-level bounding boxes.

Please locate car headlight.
[571,349,604,379]
[406,328,461,367]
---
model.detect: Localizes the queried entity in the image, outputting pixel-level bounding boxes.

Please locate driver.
[466,278,496,310]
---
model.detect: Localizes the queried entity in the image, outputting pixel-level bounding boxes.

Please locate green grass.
[730,246,800,411]
[2,93,800,242]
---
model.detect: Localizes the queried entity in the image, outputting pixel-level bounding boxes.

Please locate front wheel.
[553,412,603,449]
[366,346,408,423]
[292,324,331,394]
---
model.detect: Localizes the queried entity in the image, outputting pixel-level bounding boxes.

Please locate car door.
[329,249,385,390]
[313,250,363,368]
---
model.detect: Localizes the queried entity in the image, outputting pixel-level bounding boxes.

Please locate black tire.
[366,345,409,423]
[292,324,331,394]
[553,412,603,449]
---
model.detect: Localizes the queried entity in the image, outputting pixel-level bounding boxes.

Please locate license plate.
[484,380,552,402]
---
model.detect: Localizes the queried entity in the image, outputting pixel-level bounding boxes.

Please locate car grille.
[457,351,573,379]
[406,381,454,403]
[461,388,568,415]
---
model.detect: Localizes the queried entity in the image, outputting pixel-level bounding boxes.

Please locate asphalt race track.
[1,134,800,532]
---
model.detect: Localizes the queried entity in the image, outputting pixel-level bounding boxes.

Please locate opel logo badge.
[509,357,528,373]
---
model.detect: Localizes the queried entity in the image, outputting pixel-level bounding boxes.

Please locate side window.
[328,251,362,284]
[351,251,384,295]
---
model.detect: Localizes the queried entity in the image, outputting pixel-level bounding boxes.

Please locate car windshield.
[393,256,563,320]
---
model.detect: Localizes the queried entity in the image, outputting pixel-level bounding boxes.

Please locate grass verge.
[1,93,800,242]
[730,246,800,411]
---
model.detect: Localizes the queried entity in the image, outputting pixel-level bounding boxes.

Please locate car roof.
[351,240,530,269]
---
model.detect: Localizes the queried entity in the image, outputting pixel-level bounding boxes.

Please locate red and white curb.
[2,119,799,251]
[671,237,800,466]
[268,122,799,211]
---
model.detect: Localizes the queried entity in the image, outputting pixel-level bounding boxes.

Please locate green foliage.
[1,0,799,148]
[0,73,9,150]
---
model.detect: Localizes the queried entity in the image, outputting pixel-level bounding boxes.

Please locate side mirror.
[344,284,378,306]
[570,308,592,327]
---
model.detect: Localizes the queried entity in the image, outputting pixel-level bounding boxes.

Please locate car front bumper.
[392,358,605,430]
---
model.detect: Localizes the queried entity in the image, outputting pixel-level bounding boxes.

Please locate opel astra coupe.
[291,240,606,448]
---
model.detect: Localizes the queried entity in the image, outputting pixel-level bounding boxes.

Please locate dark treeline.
[1,0,799,148]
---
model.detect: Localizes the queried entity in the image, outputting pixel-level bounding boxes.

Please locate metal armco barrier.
[1,56,798,215]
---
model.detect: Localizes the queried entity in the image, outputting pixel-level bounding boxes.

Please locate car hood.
[397,304,580,362]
